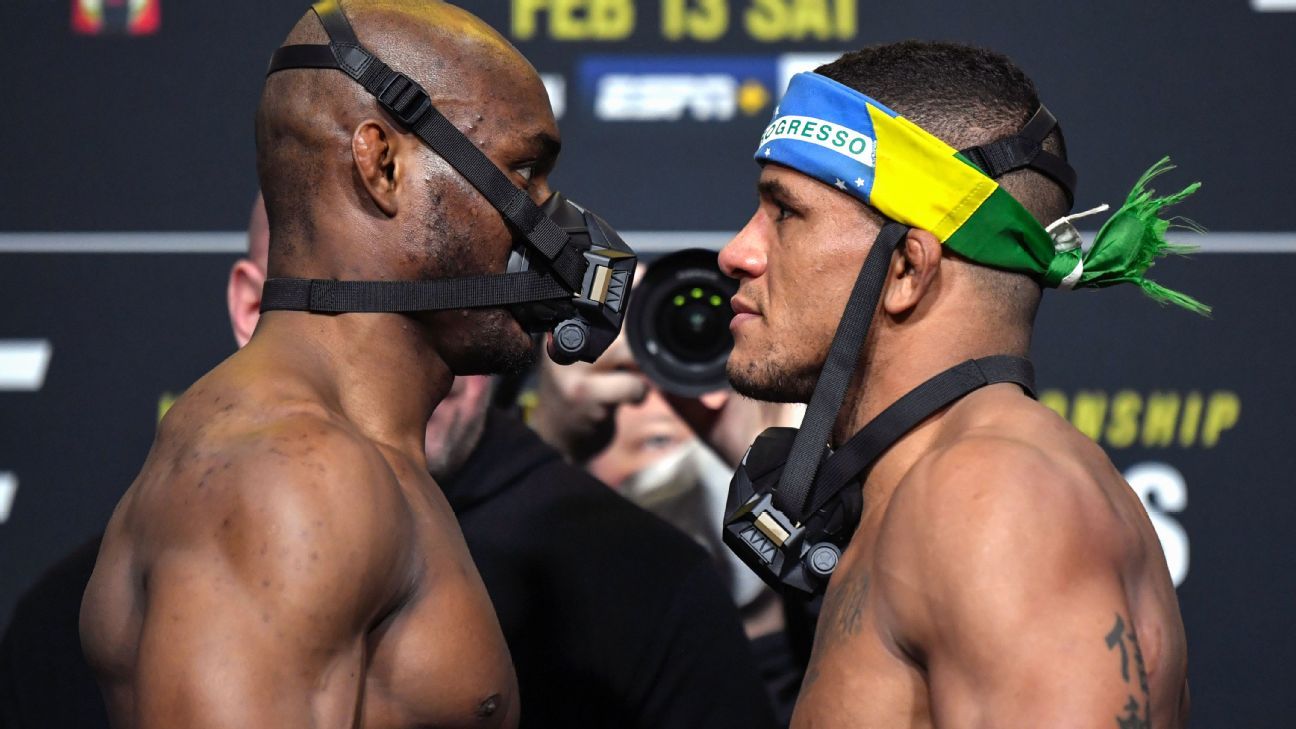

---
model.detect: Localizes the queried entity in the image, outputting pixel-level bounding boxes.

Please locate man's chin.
[455,337,536,376]
[726,357,815,404]
[445,311,538,376]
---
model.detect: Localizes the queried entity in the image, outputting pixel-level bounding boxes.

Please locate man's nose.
[531,179,554,207]
[718,210,768,281]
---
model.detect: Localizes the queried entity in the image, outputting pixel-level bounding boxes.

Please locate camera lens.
[657,284,731,362]
[628,249,737,397]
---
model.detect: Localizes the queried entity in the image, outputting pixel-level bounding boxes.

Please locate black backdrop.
[2,1,1295,726]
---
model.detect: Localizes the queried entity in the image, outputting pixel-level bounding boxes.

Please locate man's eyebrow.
[527,131,561,162]
[757,178,803,207]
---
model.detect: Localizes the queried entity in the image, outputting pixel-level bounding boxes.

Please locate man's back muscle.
[81,352,518,728]
[793,386,1189,729]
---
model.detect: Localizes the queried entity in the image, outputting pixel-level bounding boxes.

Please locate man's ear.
[352,118,402,217]
[881,227,942,317]
[227,258,266,349]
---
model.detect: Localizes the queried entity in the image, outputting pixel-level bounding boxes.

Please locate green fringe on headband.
[1076,157,1211,315]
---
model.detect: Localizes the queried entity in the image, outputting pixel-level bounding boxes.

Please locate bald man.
[78,3,566,726]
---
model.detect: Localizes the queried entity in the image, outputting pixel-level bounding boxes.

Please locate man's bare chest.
[360,577,516,728]
[363,468,517,728]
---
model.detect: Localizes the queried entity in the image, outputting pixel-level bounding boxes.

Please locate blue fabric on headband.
[755,72,900,202]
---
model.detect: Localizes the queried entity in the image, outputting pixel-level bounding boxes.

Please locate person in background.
[528,298,805,724]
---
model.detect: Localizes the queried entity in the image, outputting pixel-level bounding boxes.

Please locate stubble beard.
[419,175,538,377]
[445,309,537,376]
[726,347,819,404]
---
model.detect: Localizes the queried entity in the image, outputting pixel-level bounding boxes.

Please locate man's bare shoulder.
[126,389,416,583]
[889,403,1132,547]
[872,397,1143,633]
[857,397,1187,727]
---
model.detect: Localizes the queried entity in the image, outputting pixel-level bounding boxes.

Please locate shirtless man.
[715,42,1191,727]
[78,2,571,725]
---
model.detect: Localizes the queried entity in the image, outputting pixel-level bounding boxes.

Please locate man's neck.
[830,328,1028,502]
[251,310,453,456]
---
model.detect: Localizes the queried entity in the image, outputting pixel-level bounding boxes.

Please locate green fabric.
[1071,157,1209,314]
[948,155,1209,315]
[944,185,1055,277]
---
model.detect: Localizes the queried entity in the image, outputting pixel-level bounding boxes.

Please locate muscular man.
[232,205,779,727]
[78,3,566,725]
[713,42,1192,727]
[6,187,777,728]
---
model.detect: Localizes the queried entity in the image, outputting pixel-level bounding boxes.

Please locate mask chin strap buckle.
[375,72,433,128]
[959,105,1078,212]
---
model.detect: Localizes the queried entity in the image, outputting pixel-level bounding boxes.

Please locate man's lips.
[730,298,760,332]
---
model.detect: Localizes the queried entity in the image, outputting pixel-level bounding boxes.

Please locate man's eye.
[515,164,535,183]
[641,434,683,452]
[773,201,793,222]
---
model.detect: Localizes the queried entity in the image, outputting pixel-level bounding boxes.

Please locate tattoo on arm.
[1106,613,1151,729]
[1105,615,1130,681]
[801,573,871,692]
[827,573,871,637]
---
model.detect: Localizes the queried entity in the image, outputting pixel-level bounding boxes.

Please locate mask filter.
[506,193,635,364]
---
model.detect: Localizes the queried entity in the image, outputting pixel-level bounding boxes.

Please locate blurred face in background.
[424,375,494,482]
[586,386,693,489]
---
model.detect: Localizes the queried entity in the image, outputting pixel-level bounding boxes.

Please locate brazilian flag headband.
[757,72,1208,314]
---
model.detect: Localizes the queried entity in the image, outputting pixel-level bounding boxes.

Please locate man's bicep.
[132,446,410,728]
[885,441,1151,728]
[133,549,331,728]
[922,584,1151,729]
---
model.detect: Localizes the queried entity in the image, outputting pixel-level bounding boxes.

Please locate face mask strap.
[770,221,910,522]
[266,0,586,291]
[959,105,1078,212]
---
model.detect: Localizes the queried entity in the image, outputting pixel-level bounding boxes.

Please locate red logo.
[71,0,161,36]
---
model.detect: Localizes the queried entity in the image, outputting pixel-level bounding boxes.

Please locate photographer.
[528,257,806,724]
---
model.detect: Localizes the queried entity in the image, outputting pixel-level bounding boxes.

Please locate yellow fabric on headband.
[866,106,999,242]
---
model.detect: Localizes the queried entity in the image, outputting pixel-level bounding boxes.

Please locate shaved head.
[247,192,269,270]
[254,0,557,375]
[256,0,548,263]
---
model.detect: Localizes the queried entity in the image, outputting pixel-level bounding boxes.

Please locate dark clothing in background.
[1,411,780,728]
[0,537,107,729]
[443,411,779,728]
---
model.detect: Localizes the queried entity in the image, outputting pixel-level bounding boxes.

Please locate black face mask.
[722,107,1074,597]
[258,0,635,365]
